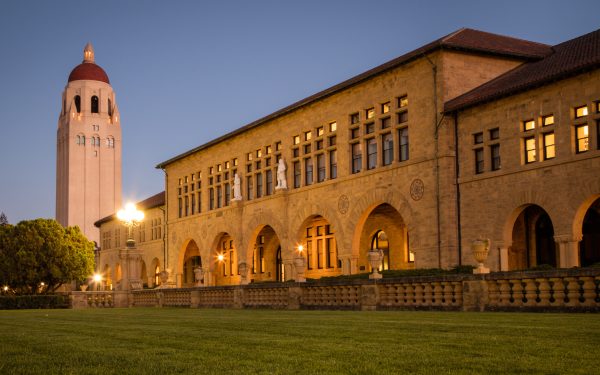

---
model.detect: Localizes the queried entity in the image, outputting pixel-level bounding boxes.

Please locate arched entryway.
[140,260,148,288]
[150,258,161,288]
[356,203,411,273]
[297,215,341,279]
[115,263,122,290]
[580,198,600,266]
[509,205,556,270]
[102,264,112,290]
[182,240,202,287]
[249,226,282,283]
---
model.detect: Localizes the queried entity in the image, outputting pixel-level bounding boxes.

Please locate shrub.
[0,295,69,310]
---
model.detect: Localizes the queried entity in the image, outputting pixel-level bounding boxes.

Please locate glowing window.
[575,105,588,119]
[524,119,535,131]
[366,108,375,119]
[398,95,408,108]
[382,102,390,114]
[329,122,337,132]
[525,136,536,163]
[542,115,554,126]
[576,124,589,153]
[543,132,555,160]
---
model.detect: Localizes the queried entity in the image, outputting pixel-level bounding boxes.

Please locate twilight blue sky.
[0,0,598,223]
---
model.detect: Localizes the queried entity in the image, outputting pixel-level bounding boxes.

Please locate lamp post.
[116,203,145,291]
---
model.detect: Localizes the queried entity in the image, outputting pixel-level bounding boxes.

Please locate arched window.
[74,95,81,113]
[76,134,85,146]
[371,230,390,271]
[108,98,112,116]
[276,246,284,282]
[106,136,114,148]
[91,95,99,113]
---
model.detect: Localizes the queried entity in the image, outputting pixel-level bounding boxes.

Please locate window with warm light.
[524,119,535,131]
[382,102,390,114]
[525,136,536,163]
[575,105,588,119]
[576,124,589,153]
[293,135,300,145]
[542,115,554,126]
[329,122,337,132]
[366,108,375,119]
[398,95,408,108]
[317,127,324,137]
[543,132,555,159]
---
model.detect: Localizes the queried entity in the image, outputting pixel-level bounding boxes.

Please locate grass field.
[0,308,598,374]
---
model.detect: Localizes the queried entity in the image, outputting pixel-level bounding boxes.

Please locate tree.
[0,219,94,294]
[0,212,7,226]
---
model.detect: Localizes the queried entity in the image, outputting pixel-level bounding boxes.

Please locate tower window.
[74,95,81,113]
[108,98,113,116]
[91,96,99,113]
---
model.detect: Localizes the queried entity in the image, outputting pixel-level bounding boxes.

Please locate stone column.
[554,234,582,268]
[496,241,509,271]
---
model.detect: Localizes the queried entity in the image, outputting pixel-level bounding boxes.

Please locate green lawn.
[0,309,598,374]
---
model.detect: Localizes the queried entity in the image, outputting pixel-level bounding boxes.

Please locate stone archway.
[181,240,202,287]
[579,197,600,267]
[247,225,282,283]
[102,264,112,290]
[150,258,161,288]
[211,233,238,286]
[354,203,411,273]
[508,205,557,270]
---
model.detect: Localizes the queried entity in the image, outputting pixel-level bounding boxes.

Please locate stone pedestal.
[119,246,144,291]
[293,256,306,282]
[239,262,249,285]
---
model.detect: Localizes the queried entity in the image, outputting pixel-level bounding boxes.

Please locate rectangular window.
[366,108,375,119]
[304,158,313,185]
[525,136,536,163]
[317,239,323,269]
[293,148,299,158]
[316,140,323,150]
[475,148,484,174]
[398,111,408,124]
[543,132,555,160]
[351,143,362,174]
[351,128,360,139]
[328,135,336,147]
[489,128,500,140]
[256,173,263,198]
[275,142,282,151]
[259,247,265,273]
[306,241,313,270]
[329,150,337,179]
[381,117,391,129]
[209,188,214,210]
[473,132,483,144]
[293,135,300,145]
[191,194,196,215]
[367,138,377,170]
[329,122,337,132]
[382,102,390,114]
[255,161,262,170]
[399,128,409,161]
[382,133,393,166]
[326,238,335,269]
[317,126,324,137]
[575,105,588,118]
[197,192,202,213]
[491,144,501,171]
[576,124,589,153]
[266,145,272,155]
[524,119,535,131]
[229,251,234,276]
[216,186,222,208]
[542,115,554,126]
[398,95,408,108]
[178,197,182,218]
[224,183,231,206]
[293,161,301,188]
[256,149,262,158]
[350,113,359,124]
[304,144,312,154]
[266,170,273,195]
[246,176,253,200]
[365,122,375,134]
[304,131,312,141]
[317,154,326,182]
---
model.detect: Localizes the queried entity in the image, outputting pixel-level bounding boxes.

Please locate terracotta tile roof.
[445,28,600,112]
[157,28,550,169]
[94,191,165,227]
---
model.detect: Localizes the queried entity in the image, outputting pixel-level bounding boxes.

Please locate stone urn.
[79,284,88,292]
[238,262,249,285]
[193,266,204,287]
[159,270,169,286]
[293,256,306,283]
[472,238,491,274]
[368,249,384,280]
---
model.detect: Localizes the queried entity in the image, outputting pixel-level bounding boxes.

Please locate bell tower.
[56,43,122,245]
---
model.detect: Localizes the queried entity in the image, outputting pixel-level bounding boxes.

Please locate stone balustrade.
[82,268,600,312]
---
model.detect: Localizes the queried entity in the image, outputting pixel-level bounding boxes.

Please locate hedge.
[0,295,70,310]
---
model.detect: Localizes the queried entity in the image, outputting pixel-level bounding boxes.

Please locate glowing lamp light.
[217,254,225,262]
[297,245,304,253]
[93,274,102,283]
[2,286,8,292]
[117,203,144,224]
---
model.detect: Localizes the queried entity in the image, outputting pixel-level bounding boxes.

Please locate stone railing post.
[461,279,489,312]
[233,287,245,309]
[360,284,379,311]
[190,289,200,308]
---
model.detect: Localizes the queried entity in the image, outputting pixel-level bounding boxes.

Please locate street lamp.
[93,273,103,291]
[116,203,144,248]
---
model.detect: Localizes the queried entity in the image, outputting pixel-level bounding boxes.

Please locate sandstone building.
[95,28,600,290]
[56,44,122,246]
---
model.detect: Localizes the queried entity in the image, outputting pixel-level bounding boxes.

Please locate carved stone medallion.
[410,179,424,201]
[338,195,349,214]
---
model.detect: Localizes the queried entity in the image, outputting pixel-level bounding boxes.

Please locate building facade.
[56,43,122,246]
[97,28,600,289]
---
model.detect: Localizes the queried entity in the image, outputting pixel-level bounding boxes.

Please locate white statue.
[232,173,242,201]
[276,158,287,190]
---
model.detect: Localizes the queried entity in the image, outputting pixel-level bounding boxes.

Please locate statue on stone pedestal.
[232,173,242,201]
[276,158,287,190]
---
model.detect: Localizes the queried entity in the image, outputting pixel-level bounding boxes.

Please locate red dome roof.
[68,62,110,84]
